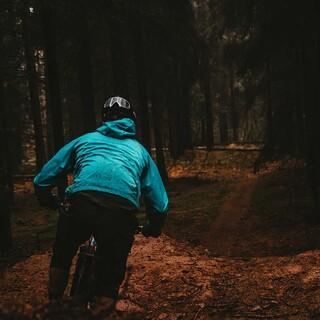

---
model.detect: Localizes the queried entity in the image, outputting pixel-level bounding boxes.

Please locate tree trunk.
[0,183,12,256]
[301,6,320,219]
[151,88,168,183]
[180,68,193,150]
[166,61,181,159]
[22,3,46,171]
[219,111,229,144]
[229,62,238,142]
[107,2,129,97]
[40,0,66,197]
[0,75,12,255]
[265,59,273,154]
[130,0,151,152]
[200,41,214,150]
[294,33,306,157]
[77,0,96,133]
[167,99,179,159]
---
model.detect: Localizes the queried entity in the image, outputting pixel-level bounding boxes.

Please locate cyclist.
[33,96,168,313]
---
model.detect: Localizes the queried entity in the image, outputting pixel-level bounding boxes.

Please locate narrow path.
[2,233,320,319]
[203,177,257,256]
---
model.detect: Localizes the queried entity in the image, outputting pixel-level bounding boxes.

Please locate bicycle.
[64,201,142,306]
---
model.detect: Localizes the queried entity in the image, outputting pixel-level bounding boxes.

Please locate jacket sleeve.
[33,139,77,187]
[141,153,169,215]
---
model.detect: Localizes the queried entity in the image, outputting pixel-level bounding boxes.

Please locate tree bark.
[130,0,151,152]
[107,2,129,97]
[301,5,320,219]
[40,0,66,197]
[229,62,238,142]
[180,68,193,150]
[0,73,12,255]
[200,42,214,150]
[219,111,229,144]
[167,60,186,159]
[76,0,96,132]
[22,3,46,171]
[265,59,273,155]
[151,88,168,183]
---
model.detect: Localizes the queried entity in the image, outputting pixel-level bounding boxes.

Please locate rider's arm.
[34,138,77,187]
[141,153,169,236]
[141,153,169,215]
[33,138,78,208]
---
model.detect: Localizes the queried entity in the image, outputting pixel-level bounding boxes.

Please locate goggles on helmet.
[104,96,131,110]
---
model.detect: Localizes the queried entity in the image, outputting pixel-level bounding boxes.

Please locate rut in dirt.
[203,178,257,257]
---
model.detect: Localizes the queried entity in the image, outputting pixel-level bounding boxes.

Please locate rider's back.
[68,125,147,207]
[34,118,168,214]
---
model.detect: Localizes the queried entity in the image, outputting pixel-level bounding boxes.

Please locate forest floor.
[1,151,320,319]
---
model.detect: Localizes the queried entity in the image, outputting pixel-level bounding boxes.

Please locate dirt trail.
[2,233,320,319]
[3,175,320,319]
[203,177,257,257]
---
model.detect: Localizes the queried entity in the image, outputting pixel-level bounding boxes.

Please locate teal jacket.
[34,118,168,215]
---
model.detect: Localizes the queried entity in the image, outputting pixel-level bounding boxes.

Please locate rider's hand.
[34,185,59,210]
[141,212,167,238]
[141,223,162,238]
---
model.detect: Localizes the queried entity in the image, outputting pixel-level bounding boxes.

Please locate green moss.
[250,168,313,225]
[10,194,58,264]
[165,178,232,244]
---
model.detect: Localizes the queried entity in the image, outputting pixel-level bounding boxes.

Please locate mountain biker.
[33,96,169,312]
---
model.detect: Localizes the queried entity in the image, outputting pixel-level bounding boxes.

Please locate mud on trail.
[2,162,320,319]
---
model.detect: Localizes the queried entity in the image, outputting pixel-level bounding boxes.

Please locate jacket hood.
[96,118,136,139]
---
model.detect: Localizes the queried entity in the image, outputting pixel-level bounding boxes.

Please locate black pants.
[51,192,138,299]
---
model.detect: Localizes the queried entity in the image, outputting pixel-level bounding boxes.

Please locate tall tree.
[199,40,214,150]
[0,70,12,256]
[151,87,168,183]
[76,0,96,132]
[39,0,66,196]
[107,1,129,97]
[229,62,238,141]
[130,0,151,152]
[22,1,46,171]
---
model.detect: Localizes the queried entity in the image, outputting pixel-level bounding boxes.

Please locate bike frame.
[69,227,142,302]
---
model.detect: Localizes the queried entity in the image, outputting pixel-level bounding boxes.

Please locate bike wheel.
[70,244,95,299]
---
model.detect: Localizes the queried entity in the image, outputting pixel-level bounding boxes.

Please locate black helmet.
[102,96,136,122]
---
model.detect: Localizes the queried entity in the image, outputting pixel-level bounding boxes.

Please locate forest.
[0,0,320,319]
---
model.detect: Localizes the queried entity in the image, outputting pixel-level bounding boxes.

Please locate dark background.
[0,0,319,266]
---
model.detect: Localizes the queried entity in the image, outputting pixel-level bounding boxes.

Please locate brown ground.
[202,178,257,256]
[2,160,320,319]
[2,229,320,319]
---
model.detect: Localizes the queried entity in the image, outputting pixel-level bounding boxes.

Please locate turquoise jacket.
[34,118,168,215]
